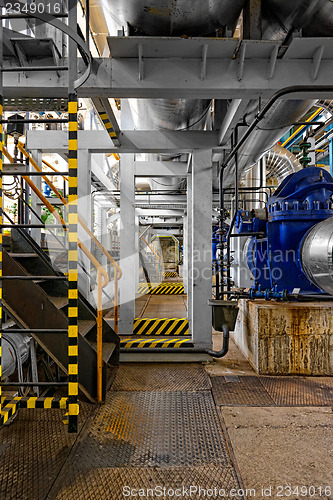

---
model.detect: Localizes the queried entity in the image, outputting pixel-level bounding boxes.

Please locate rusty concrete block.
[233,300,333,375]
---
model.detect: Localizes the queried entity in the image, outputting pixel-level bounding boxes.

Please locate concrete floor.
[135,294,187,319]
[205,338,333,499]
[222,406,333,498]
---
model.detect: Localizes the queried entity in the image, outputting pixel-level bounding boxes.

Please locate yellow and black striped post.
[0,96,3,416]
[67,94,79,433]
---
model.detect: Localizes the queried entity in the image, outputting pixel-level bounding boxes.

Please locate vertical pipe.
[85,0,90,51]
[96,269,103,402]
[226,127,239,292]
[67,94,79,433]
[330,138,333,177]
[218,166,225,298]
[68,0,77,94]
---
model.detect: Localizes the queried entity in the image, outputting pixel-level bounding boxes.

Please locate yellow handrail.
[16,142,122,333]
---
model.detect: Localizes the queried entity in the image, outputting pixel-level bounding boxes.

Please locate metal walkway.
[0,362,333,499]
[0,363,243,500]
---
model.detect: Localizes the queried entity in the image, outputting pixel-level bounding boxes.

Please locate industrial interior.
[0,0,332,498]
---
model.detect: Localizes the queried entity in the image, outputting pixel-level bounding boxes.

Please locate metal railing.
[3,143,121,403]
[17,141,122,333]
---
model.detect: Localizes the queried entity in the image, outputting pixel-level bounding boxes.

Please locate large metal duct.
[103,0,246,37]
[222,99,316,187]
[262,0,333,41]
[301,218,333,295]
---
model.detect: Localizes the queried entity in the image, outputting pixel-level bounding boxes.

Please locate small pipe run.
[206,325,230,358]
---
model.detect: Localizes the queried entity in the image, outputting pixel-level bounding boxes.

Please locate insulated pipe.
[221,99,316,187]
[301,218,333,296]
[220,86,333,177]
[262,0,333,40]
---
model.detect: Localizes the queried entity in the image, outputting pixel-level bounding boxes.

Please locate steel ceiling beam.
[3,38,333,99]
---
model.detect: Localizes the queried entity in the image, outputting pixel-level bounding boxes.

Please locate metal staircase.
[3,228,119,403]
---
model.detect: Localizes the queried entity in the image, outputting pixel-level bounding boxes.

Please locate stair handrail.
[16,142,122,330]
[4,145,109,402]
[17,142,122,278]
[42,158,69,181]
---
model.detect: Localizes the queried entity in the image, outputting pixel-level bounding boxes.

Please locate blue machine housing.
[236,167,333,295]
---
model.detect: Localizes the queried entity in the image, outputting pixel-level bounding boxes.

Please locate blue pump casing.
[236,167,333,295]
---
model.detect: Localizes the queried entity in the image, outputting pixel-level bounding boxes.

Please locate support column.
[119,154,137,334]
[186,175,192,324]
[190,150,212,349]
[77,150,91,299]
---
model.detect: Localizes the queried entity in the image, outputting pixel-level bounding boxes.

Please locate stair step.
[88,341,117,363]
[8,253,39,258]
[49,296,68,309]
[78,319,95,337]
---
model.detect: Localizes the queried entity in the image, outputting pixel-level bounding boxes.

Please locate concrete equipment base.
[233,300,333,375]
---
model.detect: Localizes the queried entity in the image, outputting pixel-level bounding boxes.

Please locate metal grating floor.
[211,376,276,406]
[260,376,333,406]
[211,376,333,407]
[112,363,211,392]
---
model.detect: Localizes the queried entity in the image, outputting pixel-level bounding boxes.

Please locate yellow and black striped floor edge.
[137,283,184,295]
[134,318,188,336]
[120,336,193,349]
[163,271,178,278]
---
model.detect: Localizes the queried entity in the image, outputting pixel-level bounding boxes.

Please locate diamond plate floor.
[51,391,242,499]
[0,405,96,500]
[55,466,241,500]
[112,363,211,391]
[70,391,232,467]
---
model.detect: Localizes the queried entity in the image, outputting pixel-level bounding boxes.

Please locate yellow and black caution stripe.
[137,283,184,295]
[164,271,178,278]
[120,337,193,349]
[133,318,189,336]
[0,397,68,425]
[68,94,79,433]
[98,111,119,143]
[0,96,3,416]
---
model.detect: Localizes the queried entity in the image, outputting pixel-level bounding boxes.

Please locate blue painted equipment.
[236,167,333,296]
